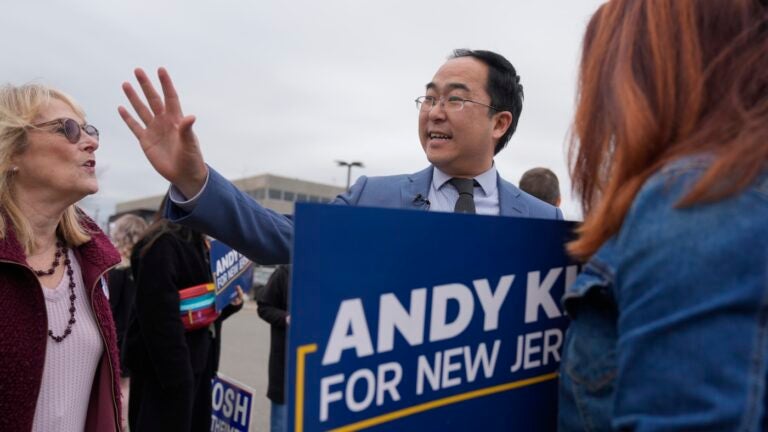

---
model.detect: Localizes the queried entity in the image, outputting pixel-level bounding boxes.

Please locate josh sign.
[211,374,254,432]
[287,204,578,431]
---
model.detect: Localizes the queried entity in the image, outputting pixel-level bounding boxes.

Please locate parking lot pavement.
[218,300,271,432]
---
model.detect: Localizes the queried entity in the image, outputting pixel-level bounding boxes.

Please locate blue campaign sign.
[211,373,254,432]
[287,204,578,432]
[209,238,254,312]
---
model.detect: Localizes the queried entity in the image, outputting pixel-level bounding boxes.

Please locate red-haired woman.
[559,0,768,430]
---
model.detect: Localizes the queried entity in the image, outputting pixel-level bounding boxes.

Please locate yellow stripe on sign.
[294,343,318,432]
[329,372,559,432]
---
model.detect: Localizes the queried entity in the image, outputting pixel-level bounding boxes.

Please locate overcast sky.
[4,0,603,222]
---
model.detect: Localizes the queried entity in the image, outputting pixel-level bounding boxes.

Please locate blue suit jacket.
[167,166,563,264]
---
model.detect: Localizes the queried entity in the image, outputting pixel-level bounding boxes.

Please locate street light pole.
[336,160,364,190]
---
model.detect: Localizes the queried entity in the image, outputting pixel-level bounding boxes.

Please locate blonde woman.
[0,83,122,431]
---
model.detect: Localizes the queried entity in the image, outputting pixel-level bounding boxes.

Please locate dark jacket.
[0,212,123,431]
[256,265,289,404]
[126,226,215,431]
[108,265,135,376]
[210,300,243,373]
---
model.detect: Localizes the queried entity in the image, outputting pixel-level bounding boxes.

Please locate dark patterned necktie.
[449,177,476,214]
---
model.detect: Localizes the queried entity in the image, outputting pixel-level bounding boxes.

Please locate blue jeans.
[270,402,286,432]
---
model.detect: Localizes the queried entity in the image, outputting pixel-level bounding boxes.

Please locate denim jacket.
[558,157,768,431]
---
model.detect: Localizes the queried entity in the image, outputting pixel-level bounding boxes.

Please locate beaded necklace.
[32,241,77,342]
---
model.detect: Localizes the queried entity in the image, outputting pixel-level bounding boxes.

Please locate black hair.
[137,195,204,258]
[519,167,560,206]
[450,49,524,154]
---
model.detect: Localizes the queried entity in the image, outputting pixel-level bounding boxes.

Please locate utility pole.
[335,160,364,190]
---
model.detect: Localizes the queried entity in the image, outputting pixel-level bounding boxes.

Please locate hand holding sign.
[231,286,245,307]
[209,239,255,312]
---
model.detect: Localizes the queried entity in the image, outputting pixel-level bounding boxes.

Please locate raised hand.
[119,68,208,198]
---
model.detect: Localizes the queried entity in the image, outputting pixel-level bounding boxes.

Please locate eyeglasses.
[31,118,99,144]
[415,95,502,112]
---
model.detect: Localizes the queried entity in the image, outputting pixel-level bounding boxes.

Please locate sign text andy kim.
[317,265,577,422]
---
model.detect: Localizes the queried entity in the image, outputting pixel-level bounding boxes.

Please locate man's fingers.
[158,67,183,116]
[135,68,165,116]
[117,106,145,141]
[179,115,197,142]
[122,82,154,126]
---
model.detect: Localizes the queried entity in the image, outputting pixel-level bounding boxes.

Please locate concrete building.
[112,173,346,222]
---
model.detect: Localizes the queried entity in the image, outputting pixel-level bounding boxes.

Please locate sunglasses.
[32,118,99,144]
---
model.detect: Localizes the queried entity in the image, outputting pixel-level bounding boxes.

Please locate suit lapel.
[402,166,434,210]
[498,174,528,217]
[397,167,527,215]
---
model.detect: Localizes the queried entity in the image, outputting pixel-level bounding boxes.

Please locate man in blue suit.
[119,49,563,264]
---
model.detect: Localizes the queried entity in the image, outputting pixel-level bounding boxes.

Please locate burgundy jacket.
[0,213,123,431]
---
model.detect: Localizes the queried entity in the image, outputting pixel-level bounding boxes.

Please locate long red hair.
[569,0,768,260]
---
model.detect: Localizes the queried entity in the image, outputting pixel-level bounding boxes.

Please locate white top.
[32,250,104,432]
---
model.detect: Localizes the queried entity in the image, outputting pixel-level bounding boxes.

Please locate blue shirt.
[428,165,500,215]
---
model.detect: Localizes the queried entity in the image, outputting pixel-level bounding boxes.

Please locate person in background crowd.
[118,49,562,266]
[126,200,242,432]
[518,167,561,207]
[208,255,244,384]
[0,83,122,431]
[256,265,290,432]
[107,213,148,429]
[559,0,768,430]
